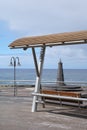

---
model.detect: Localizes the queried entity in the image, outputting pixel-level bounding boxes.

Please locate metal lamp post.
[9,57,21,96]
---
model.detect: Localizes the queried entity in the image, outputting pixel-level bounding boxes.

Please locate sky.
[0,0,87,69]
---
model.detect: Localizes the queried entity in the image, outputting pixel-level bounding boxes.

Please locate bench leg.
[59,98,62,106]
[42,97,45,108]
[78,100,81,108]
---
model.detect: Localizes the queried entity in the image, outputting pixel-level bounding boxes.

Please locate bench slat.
[41,90,81,97]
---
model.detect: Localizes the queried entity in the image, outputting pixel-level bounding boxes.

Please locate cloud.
[0,0,87,35]
[0,54,34,68]
[44,45,87,68]
[46,45,87,60]
[0,0,87,68]
[0,45,87,69]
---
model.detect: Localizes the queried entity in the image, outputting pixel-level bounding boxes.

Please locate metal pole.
[32,46,46,112]
[9,57,20,96]
[14,60,16,96]
[32,47,39,77]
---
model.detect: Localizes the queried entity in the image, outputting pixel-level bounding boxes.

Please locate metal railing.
[0,80,87,85]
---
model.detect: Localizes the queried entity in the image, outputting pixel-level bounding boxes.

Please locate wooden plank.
[41,89,81,97]
[41,89,82,104]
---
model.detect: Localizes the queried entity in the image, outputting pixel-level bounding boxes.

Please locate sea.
[0,69,87,86]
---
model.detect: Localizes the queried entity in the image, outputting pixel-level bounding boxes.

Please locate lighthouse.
[57,59,65,86]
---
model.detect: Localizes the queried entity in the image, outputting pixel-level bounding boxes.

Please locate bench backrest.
[41,90,81,98]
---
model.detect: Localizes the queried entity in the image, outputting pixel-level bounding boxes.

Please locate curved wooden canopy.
[9,30,87,49]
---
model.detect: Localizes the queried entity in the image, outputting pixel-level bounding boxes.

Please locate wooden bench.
[32,92,87,110]
[40,89,82,106]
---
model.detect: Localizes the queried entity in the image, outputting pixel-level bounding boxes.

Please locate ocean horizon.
[0,68,87,85]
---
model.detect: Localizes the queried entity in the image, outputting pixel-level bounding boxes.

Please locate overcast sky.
[0,0,87,69]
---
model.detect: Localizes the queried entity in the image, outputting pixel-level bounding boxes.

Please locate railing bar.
[32,93,87,101]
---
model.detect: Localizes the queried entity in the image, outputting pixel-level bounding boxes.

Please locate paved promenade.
[0,88,87,130]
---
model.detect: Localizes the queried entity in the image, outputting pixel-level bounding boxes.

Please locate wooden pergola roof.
[9,30,87,49]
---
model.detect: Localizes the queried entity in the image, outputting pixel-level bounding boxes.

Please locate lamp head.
[9,61,13,66]
[17,61,21,66]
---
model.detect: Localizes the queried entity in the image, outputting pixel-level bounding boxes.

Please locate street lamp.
[9,57,21,96]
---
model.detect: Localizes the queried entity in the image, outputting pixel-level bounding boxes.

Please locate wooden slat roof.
[8,30,87,49]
